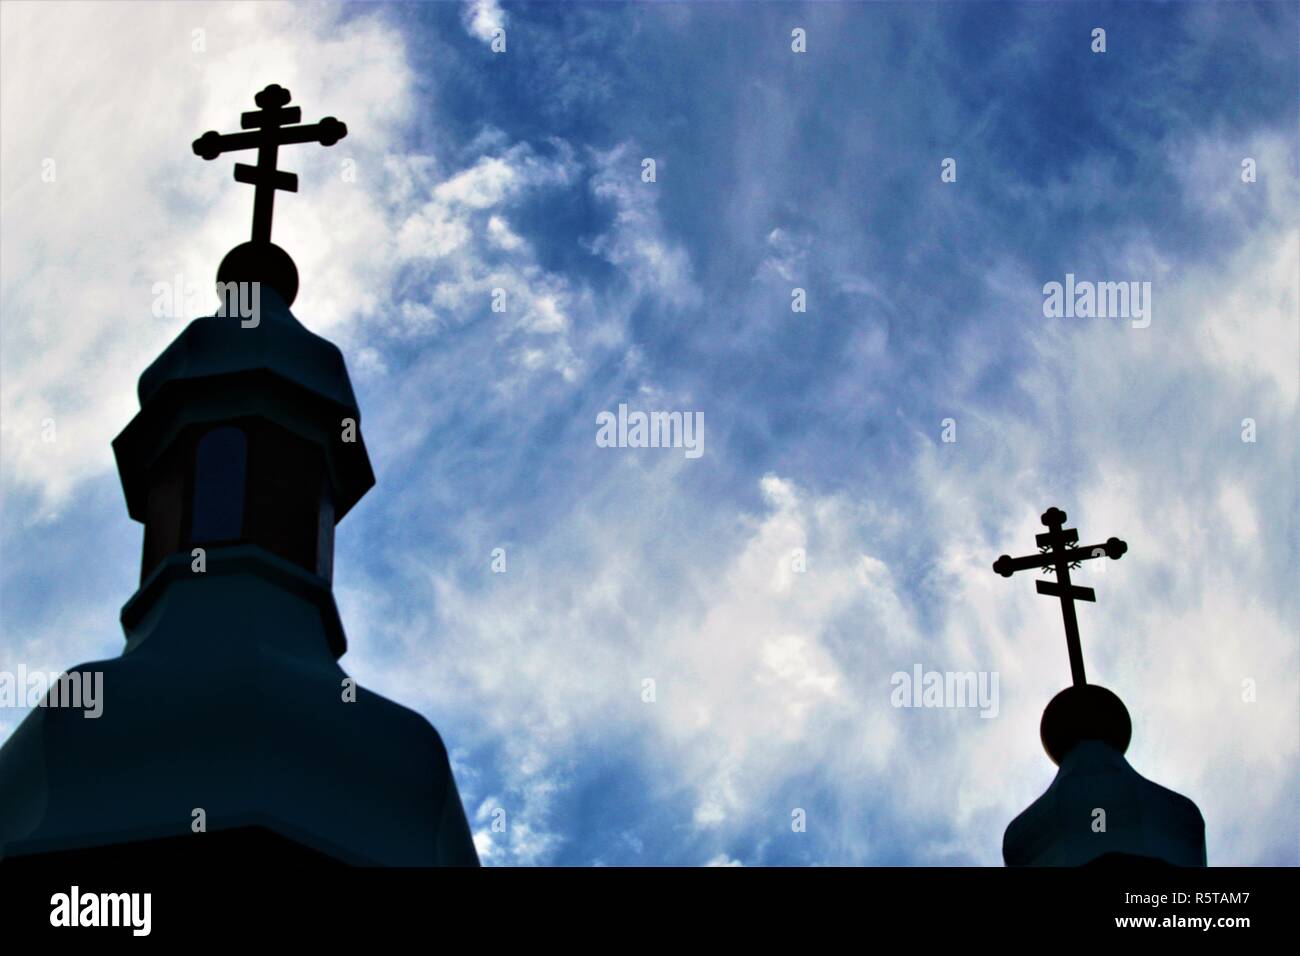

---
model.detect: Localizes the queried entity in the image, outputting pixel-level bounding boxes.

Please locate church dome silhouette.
[993,508,1206,867]
[0,85,478,867]
[1003,716,1207,867]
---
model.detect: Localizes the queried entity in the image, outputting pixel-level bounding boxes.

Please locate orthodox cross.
[192,84,347,244]
[992,507,1127,687]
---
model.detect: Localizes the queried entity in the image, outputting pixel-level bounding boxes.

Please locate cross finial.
[992,507,1127,687]
[192,84,347,244]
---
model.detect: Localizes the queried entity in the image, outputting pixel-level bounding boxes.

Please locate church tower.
[995,508,1206,866]
[0,85,478,866]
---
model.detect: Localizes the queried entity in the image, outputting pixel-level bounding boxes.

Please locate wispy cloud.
[2,0,1295,867]
[461,0,505,45]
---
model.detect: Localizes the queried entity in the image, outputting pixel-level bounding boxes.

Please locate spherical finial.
[216,240,299,307]
[1040,684,1131,765]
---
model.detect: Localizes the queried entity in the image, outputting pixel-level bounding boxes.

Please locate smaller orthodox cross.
[192,84,347,244]
[992,507,1127,687]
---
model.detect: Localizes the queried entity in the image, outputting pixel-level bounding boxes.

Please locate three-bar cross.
[992,507,1127,687]
[192,84,347,244]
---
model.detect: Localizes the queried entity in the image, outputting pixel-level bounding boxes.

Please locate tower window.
[190,426,247,542]
[316,475,335,581]
[140,441,185,583]
[138,419,334,580]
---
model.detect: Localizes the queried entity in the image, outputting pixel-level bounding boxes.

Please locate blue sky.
[1,0,1297,865]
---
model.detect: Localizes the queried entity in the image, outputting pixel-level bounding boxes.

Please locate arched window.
[190,426,247,542]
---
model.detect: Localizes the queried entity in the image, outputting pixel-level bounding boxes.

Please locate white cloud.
[461,0,506,45]
[344,465,932,862]
[487,215,525,251]
[378,141,588,385]
[586,145,702,309]
[435,156,519,209]
[759,227,809,284]
[1195,226,1299,408]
